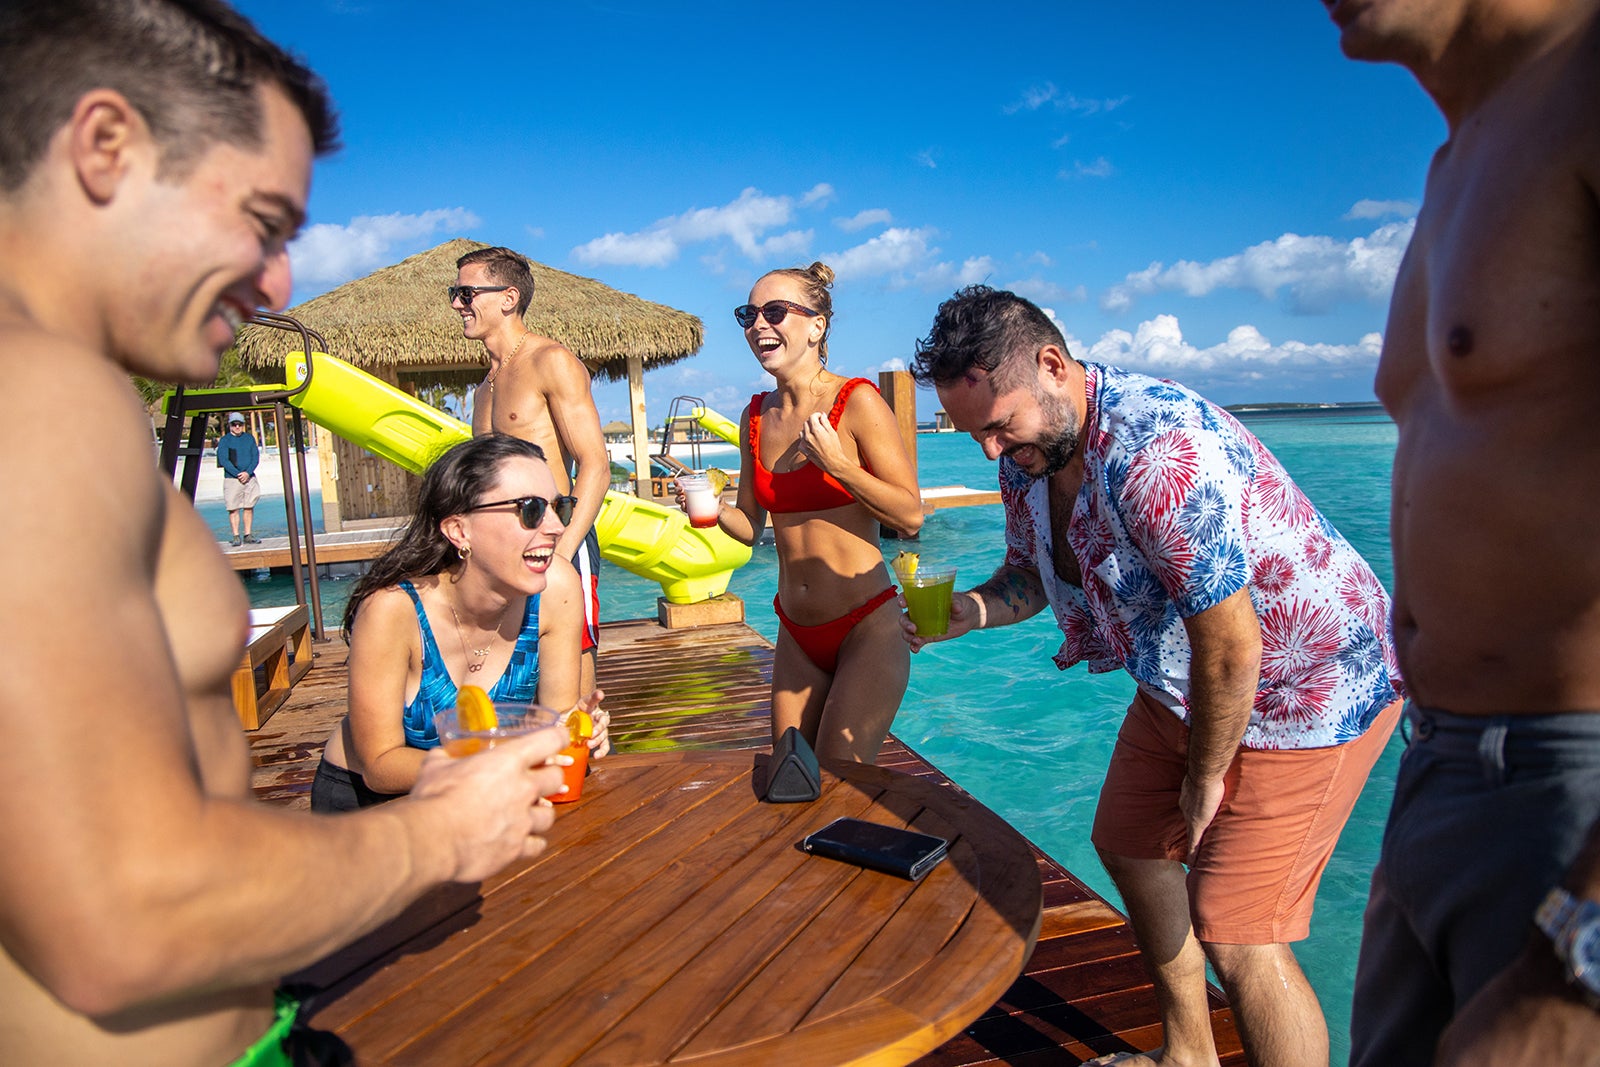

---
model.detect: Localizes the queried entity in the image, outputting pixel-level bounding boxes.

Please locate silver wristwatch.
[1534,886,1600,1009]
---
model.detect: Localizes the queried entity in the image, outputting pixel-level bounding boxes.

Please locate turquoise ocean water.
[239,409,1397,1065]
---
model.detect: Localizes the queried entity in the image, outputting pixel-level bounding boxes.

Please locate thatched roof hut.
[235,237,703,388]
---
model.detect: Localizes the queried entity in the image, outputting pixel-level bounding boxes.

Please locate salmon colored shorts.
[1091,691,1401,945]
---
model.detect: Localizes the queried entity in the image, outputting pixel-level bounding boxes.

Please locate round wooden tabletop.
[306,750,1043,1066]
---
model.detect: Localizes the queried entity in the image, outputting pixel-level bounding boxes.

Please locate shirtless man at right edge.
[1324,2,1600,1064]
[0,4,567,1064]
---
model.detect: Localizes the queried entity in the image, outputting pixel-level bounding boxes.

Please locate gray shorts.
[1349,703,1600,1066]
[224,473,261,511]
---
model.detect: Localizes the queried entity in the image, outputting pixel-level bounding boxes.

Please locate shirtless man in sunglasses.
[0,4,569,1064]
[461,246,610,698]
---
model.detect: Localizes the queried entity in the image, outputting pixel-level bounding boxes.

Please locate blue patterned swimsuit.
[400,579,541,748]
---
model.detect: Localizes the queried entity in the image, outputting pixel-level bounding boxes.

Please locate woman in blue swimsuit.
[312,434,607,811]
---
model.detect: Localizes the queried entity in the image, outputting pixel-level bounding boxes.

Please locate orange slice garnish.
[456,685,498,732]
[567,709,594,745]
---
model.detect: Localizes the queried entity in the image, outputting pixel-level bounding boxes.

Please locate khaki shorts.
[1091,690,1401,944]
[224,473,261,511]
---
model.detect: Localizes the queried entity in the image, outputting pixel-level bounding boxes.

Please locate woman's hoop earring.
[457,544,472,561]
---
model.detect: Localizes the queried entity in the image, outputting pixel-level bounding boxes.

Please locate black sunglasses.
[464,495,577,528]
[734,300,821,329]
[447,284,511,306]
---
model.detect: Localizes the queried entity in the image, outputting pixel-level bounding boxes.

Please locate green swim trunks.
[228,990,297,1067]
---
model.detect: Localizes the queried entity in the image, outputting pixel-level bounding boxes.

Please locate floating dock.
[248,612,1244,1064]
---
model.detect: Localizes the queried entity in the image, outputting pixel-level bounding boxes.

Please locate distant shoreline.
[1225,400,1387,416]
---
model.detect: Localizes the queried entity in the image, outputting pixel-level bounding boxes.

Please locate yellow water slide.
[283,352,750,603]
[690,405,740,446]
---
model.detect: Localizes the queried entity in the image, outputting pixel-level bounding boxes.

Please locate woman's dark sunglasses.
[447,284,510,306]
[733,300,820,329]
[464,495,577,528]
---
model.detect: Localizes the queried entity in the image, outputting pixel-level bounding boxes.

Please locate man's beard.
[1018,388,1079,478]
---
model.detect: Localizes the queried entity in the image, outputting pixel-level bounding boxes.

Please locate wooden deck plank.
[247,611,1243,1065]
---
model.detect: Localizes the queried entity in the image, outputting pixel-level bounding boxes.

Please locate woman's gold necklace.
[450,597,510,673]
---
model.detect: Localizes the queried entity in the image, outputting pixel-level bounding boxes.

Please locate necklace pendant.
[467,660,485,673]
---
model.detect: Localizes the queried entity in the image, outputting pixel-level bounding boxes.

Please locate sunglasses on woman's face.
[464,494,577,528]
[733,300,820,329]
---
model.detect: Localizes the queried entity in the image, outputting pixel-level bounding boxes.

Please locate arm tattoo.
[976,567,1041,623]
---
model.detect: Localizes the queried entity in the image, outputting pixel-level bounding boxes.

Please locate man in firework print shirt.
[907,285,1403,1067]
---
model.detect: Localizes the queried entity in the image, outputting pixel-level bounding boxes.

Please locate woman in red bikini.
[692,262,923,762]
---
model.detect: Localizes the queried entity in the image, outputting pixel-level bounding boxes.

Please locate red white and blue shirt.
[1001,362,1403,750]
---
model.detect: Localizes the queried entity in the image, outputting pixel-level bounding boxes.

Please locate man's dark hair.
[457,246,537,317]
[0,0,339,192]
[911,285,1071,390]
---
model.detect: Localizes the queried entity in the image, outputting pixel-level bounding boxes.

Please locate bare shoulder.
[355,583,424,639]
[0,327,164,525]
[524,336,592,388]
[838,375,897,431]
[541,555,581,612]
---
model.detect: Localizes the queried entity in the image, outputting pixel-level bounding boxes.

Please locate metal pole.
[291,408,324,640]
[273,403,306,610]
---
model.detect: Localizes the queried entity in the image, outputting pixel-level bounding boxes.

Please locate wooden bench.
[233,604,313,730]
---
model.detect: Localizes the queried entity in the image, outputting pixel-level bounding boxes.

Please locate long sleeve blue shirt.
[218,431,260,478]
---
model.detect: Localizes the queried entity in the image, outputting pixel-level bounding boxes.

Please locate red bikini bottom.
[773,586,899,674]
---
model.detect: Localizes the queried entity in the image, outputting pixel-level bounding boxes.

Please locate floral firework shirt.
[1001,362,1403,750]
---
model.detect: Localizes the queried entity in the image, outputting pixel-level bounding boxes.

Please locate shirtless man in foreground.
[0,4,568,1064]
[464,246,609,695]
[1324,1,1600,1063]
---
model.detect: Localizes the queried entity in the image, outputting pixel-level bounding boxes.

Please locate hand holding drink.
[675,468,728,529]
[894,552,958,637]
[413,687,568,878]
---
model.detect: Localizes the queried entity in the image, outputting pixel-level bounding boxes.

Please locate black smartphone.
[800,817,950,880]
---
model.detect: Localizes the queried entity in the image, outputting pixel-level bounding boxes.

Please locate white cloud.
[571,187,815,268]
[824,226,939,279]
[1058,92,1129,116]
[1345,198,1418,220]
[1006,83,1128,116]
[1100,219,1415,314]
[289,208,479,286]
[910,255,998,291]
[758,229,814,259]
[1007,277,1087,304]
[861,356,908,377]
[1005,82,1059,114]
[1064,157,1115,179]
[915,149,939,169]
[836,208,893,232]
[801,183,835,206]
[1074,314,1384,388]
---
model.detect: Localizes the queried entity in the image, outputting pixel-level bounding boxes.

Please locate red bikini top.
[748,378,876,514]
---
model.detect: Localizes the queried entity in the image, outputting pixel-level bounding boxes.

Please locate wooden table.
[300,750,1043,1065]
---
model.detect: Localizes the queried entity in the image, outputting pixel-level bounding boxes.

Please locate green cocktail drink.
[902,568,957,636]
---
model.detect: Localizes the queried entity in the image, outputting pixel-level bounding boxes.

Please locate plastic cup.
[433,702,560,758]
[902,568,958,637]
[552,736,590,803]
[677,472,720,529]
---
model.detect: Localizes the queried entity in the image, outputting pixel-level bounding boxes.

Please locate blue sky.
[238,1,1443,424]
